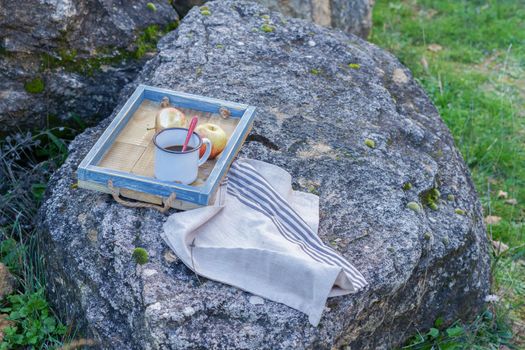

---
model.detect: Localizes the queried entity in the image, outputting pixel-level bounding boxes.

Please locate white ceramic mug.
[153,128,212,184]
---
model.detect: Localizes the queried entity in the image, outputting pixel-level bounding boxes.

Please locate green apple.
[195,123,227,159]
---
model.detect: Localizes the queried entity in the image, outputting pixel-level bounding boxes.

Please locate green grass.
[371,0,525,347]
[0,128,78,348]
[403,309,512,350]
[0,287,67,349]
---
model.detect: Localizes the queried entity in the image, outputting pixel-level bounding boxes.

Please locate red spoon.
[182,117,198,152]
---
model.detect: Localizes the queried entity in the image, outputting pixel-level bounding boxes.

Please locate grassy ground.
[371,0,525,348]
[0,129,76,348]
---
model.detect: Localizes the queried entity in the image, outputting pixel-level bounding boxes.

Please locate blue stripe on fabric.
[226,185,366,288]
[225,186,343,272]
[231,162,367,282]
[228,165,367,286]
[226,167,367,287]
[227,175,367,288]
[233,163,323,241]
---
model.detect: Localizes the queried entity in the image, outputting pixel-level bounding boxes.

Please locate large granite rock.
[40,1,490,348]
[175,0,373,38]
[0,0,179,133]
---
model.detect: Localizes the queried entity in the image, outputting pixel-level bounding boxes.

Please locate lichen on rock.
[407,201,421,212]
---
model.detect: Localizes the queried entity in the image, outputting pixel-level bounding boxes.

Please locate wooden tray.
[77,85,256,210]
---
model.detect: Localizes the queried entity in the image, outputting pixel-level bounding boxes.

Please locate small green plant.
[134,25,161,58]
[260,23,275,33]
[447,194,455,201]
[31,183,47,202]
[348,63,361,69]
[310,68,320,75]
[24,77,45,94]
[364,138,376,148]
[200,6,211,16]
[0,289,67,349]
[132,248,149,265]
[421,187,441,210]
[146,2,157,12]
[402,182,412,191]
[403,311,512,350]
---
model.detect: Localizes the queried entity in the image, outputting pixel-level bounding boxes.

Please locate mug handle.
[198,138,212,166]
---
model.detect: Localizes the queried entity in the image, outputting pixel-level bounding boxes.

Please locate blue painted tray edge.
[77,84,256,207]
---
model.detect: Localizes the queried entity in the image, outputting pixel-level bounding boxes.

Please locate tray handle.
[107,180,176,214]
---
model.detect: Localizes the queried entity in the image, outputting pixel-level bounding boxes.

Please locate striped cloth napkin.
[162,158,367,326]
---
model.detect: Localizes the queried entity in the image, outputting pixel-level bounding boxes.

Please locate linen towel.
[162,158,367,326]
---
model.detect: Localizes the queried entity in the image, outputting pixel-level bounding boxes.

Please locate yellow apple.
[155,107,186,131]
[195,123,227,159]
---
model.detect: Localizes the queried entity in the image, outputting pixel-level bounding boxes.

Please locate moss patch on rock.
[260,23,275,33]
[146,3,157,12]
[421,187,441,210]
[134,22,179,59]
[200,6,211,16]
[132,248,149,265]
[24,77,45,94]
[364,138,376,148]
[40,21,179,76]
[455,208,466,215]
